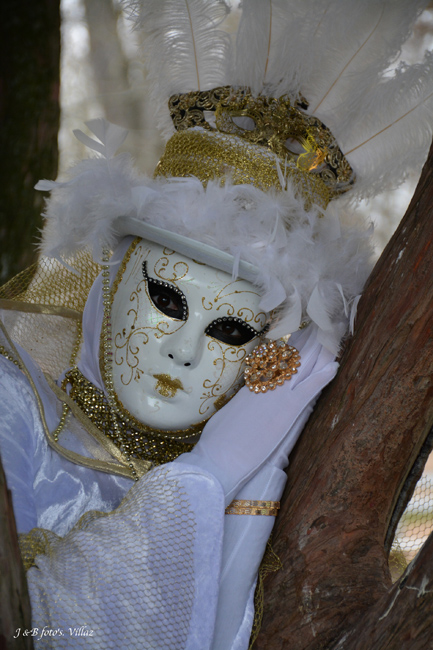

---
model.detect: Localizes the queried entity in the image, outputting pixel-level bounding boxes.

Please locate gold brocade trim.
[225,500,280,516]
[62,367,198,466]
[227,499,280,509]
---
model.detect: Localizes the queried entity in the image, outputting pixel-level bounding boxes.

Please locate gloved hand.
[175,326,338,505]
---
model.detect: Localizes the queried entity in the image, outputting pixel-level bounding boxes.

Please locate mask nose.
[161,320,204,367]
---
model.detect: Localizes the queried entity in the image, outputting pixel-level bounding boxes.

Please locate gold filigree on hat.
[155,86,354,206]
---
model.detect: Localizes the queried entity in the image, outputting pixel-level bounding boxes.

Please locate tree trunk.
[0,0,60,283]
[0,1,60,643]
[0,460,33,649]
[83,0,141,130]
[256,143,433,648]
[334,530,433,650]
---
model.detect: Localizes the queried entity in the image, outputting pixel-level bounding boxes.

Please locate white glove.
[175,326,338,505]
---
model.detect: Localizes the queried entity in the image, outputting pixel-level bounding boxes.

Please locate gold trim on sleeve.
[225,499,281,516]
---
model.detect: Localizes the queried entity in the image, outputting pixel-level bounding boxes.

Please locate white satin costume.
[0,239,337,650]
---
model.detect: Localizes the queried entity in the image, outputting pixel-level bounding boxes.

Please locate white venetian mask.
[109,238,268,431]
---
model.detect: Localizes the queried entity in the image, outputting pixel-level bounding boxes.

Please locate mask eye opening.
[205,316,263,346]
[142,261,188,321]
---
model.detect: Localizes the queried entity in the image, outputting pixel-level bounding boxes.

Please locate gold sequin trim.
[62,367,199,466]
[155,129,330,210]
[249,536,282,649]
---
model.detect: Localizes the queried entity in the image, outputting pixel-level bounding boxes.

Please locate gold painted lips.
[153,373,184,398]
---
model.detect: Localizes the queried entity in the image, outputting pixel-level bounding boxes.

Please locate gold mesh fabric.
[20,528,62,572]
[155,129,330,209]
[0,251,101,378]
[20,467,197,649]
[0,249,101,316]
[249,537,282,649]
[390,472,433,581]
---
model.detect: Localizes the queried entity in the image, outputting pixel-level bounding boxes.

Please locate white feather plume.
[38,122,373,354]
[232,0,276,93]
[233,0,427,106]
[122,0,232,137]
[233,0,326,98]
[343,51,433,198]
[37,1,433,352]
[307,0,427,118]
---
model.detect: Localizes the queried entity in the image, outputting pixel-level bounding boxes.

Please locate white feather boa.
[37,120,373,354]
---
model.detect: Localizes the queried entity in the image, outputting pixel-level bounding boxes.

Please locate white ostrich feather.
[233,0,318,98]
[233,0,427,108]
[122,0,231,138]
[343,51,433,198]
[307,0,428,120]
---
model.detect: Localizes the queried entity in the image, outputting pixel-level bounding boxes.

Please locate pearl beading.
[204,316,269,338]
[103,250,139,481]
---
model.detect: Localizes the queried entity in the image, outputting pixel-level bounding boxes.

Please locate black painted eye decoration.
[205,317,269,346]
[142,261,188,321]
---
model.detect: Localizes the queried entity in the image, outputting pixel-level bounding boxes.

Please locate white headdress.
[37,0,433,352]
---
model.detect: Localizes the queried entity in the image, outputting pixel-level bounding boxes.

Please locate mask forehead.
[144,242,265,324]
[109,237,267,432]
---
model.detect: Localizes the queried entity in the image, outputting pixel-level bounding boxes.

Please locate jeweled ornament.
[244,339,301,393]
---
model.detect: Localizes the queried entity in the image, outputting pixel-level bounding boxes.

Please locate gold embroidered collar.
[62,367,199,467]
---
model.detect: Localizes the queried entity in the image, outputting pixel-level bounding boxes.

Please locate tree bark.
[333,530,433,650]
[0,0,60,283]
[256,142,433,649]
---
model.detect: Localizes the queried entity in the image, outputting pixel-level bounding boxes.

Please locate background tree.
[0,1,61,283]
[0,1,60,643]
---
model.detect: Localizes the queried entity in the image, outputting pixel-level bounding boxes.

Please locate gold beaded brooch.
[244,339,301,393]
